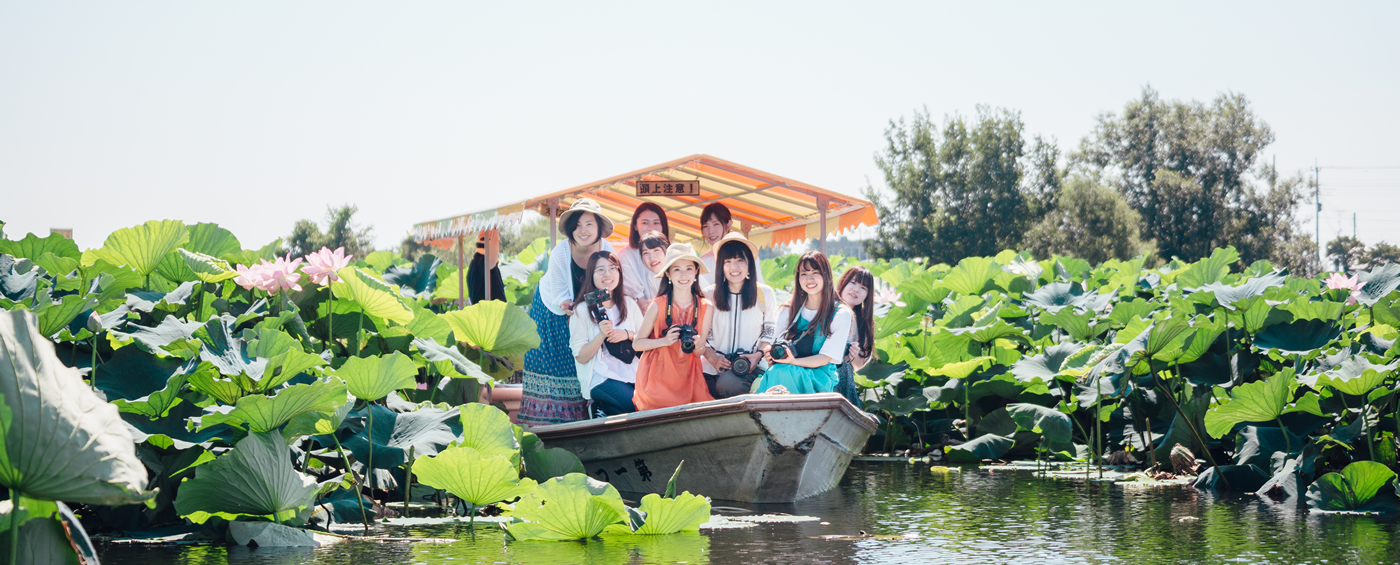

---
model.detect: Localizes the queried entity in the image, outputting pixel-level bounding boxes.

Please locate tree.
[282,204,376,258]
[1023,176,1157,265]
[1326,236,1366,273]
[1073,86,1308,266]
[1364,242,1400,268]
[864,106,1051,264]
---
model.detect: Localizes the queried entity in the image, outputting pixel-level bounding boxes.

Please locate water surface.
[98,461,1400,564]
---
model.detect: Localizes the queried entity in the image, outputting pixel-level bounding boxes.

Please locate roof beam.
[676,166,818,211]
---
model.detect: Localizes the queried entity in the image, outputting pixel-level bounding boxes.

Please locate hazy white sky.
[3,2,1397,255]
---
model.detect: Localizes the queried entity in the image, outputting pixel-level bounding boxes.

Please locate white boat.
[529,393,877,503]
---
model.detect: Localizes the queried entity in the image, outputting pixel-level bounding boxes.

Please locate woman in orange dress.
[632,243,715,410]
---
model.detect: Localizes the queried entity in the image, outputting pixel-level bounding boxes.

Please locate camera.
[671,323,698,354]
[581,288,611,320]
[769,342,793,360]
[726,349,769,377]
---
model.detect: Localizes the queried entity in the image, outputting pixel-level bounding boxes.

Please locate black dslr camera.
[769,341,794,360]
[726,349,769,377]
[671,323,698,354]
[581,288,611,320]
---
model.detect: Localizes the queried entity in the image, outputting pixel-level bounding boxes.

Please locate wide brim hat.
[713,231,759,261]
[558,198,615,241]
[654,242,709,278]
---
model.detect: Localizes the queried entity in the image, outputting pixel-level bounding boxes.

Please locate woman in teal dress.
[756,252,852,394]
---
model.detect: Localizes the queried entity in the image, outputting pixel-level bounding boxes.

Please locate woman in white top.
[834,266,876,408]
[697,202,766,289]
[754,251,852,395]
[618,203,671,310]
[519,198,617,426]
[701,232,777,398]
[569,251,643,418]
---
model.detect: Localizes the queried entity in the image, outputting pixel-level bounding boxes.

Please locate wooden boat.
[530,393,878,503]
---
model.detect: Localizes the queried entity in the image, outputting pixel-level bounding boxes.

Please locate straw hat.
[654,243,709,278]
[714,231,759,260]
[558,198,615,241]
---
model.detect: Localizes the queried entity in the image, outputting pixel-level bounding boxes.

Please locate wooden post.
[740,220,752,238]
[484,229,500,302]
[456,235,467,309]
[817,196,830,255]
[548,198,560,247]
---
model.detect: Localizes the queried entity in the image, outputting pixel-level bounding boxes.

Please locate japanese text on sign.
[636,180,699,197]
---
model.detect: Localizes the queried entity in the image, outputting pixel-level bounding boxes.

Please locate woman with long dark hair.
[754,251,852,394]
[619,203,671,310]
[569,251,643,418]
[519,198,616,425]
[632,243,715,410]
[834,266,875,407]
[701,232,776,398]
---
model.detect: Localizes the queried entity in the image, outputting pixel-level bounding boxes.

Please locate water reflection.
[98,462,1400,565]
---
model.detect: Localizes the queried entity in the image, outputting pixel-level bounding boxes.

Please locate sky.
[2,2,1398,256]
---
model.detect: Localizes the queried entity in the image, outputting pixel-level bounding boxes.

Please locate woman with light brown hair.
[753,251,852,394]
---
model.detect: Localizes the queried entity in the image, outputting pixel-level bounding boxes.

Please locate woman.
[834,266,875,407]
[754,252,852,395]
[569,251,644,418]
[626,230,670,312]
[519,198,616,425]
[619,203,671,308]
[697,202,764,288]
[632,243,714,410]
[702,232,777,399]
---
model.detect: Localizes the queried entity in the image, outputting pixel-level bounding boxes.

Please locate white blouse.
[702,283,777,374]
[774,304,853,362]
[568,300,643,399]
[539,239,616,316]
[618,245,661,304]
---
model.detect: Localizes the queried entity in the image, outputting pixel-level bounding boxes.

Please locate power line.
[1320,166,1400,170]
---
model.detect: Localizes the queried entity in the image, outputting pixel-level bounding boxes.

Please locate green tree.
[1327,236,1366,273]
[1073,86,1308,266]
[1023,175,1157,265]
[864,106,1052,263]
[1364,242,1400,268]
[282,204,376,258]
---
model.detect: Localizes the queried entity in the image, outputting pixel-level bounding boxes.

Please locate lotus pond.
[96,460,1400,564]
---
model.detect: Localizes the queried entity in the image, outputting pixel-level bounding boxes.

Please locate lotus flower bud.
[86,311,103,333]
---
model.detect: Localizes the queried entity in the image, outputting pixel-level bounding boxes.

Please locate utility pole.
[1315,160,1321,262]
[1353,212,1357,239]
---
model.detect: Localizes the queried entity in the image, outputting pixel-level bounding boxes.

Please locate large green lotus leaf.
[624,492,711,535]
[1160,320,1226,366]
[222,379,348,434]
[0,504,80,565]
[342,405,458,489]
[405,307,452,345]
[110,372,188,420]
[1010,342,1083,382]
[220,238,282,267]
[411,337,493,383]
[459,403,520,462]
[505,474,628,541]
[331,267,414,325]
[37,293,97,339]
[870,391,929,416]
[524,447,586,482]
[0,310,150,505]
[944,433,1015,463]
[413,445,537,507]
[330,351,417,402]
[1281,299,1345,322]
[1305,461,1400,513]
[928,356,995,381]
[1108,298,1157,325]
[84,220,189,278]
[155,223,241,283]
[361,250,400,273]
[0,255,42,302]
[283,398,354,441]
[1005,403,1073,447]
[1152,389,1210,462]
[1204,369,1296,438]
[1355,262,1400,307]
[1254,319,1341,355]
[29,253,79,280]
[936,257,1004,296]
[1192,463,1270,492]
[192,318,323,394]
[1310,356,1398,396]
[1233,425,1304,468]
[439,301,540,357]
[107,314,203,355]
[1171,246,1239,288]
[0,232,80,262]
[948,319,1027,345]
[382,254,442,297]
[1193,270,1287,309]
[936,295,985,329]
[173,431,317,523]
[1140,316,1193,361]
[124,281,197,314]
[1039,309,1108,342]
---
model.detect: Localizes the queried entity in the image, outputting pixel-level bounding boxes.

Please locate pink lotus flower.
[874,286,905,307]
[1324,272,1363,305]
[233,262,271,292]
[263,255,304,293]
[303,247,352,287]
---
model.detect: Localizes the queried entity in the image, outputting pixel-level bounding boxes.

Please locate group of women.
[517,198,877,426]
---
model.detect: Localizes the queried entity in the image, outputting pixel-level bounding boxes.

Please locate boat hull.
[529,393,877,503]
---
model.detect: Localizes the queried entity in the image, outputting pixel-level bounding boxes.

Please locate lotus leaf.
[1152,390,1209,462]
[37,293,98,339]
[936,295,985,328]
[173,431,318,523]
[412,445,537,508]
[1040,309,1107,342]
[1172,246,1238,288]
[1306,461,1400,513]
[928,356,995,381]
[1254,319,1341,355]
[361,250,400,272]
[459,403,520,461]
[1193,270,1287,310]
[1204,369,1296,438]
[1233,425,1303,468]
[124,281,197,314]
[0,500,81,565]
[411,337,493,383]
[1005,403,1073,447]
[944,433,1014,463]
[342,404,458,489]
[524,447,586,482]
[174,249,238,284]
[84,220,189,279]
[156,222,241,283]
[0,310,150,506]
[220,238,282,267]
[382,254,441,297]
[936,257,1007,296]
[949,319,1027,345]
[1192,463,1269,492]
[1311,356,1398,396]
[405,307,452,345]
[1281,299,1344,322]
[218,379,348,433]
[619,492,711,535]
[331,266,414,325]
[0,256,41,302]
[505,474,628,541]
[1010,342,1082,382]
[330,351,417,402]
[283,398,354,440]
[0,232,80,262]
[108,315,204,355]
[439,300,540,357]
[1355,262,1400,307]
